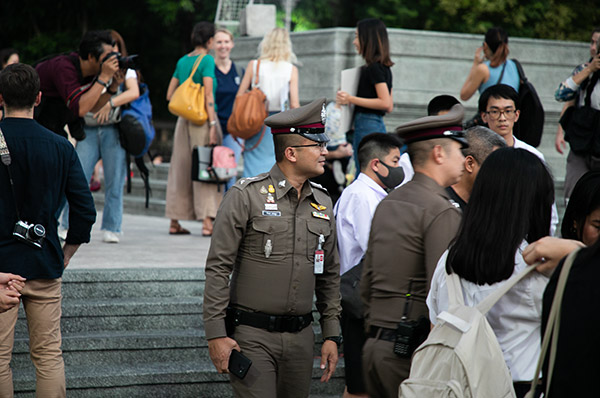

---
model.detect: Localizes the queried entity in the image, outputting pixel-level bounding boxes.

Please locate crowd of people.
[0,18,599,398]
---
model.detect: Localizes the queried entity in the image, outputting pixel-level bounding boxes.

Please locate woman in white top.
[235,27,300,177]
[427,148,554,398]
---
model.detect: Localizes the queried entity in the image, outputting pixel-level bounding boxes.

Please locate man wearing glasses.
[479,84,558,235]
[203,98,342,398]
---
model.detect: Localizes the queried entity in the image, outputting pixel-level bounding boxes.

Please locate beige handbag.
[168,55,207,125]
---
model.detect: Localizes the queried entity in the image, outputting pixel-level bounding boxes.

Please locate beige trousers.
[0,278,65,398]
[165,117,223,220]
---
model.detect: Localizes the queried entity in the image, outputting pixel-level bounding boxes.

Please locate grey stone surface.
[66,212,210,269]
[239,4,276,37]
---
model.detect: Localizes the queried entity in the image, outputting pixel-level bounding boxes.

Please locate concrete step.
[60,268,205,299]
[14,297,203,336]
[12,358,345,397]
[11,329,206,370]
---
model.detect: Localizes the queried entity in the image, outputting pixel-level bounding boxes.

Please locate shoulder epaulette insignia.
[309,180,326,190]
[233,174,269,190]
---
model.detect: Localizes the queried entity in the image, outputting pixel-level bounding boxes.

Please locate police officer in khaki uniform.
[203,98,342,398]
[360,104,468,398]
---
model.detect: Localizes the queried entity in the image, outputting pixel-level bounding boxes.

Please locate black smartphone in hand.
[228,349,252,379]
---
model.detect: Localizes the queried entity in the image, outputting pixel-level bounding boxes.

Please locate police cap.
[395,104,468,148]
[265,98,330,143]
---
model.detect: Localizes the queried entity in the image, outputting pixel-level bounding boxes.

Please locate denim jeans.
[353,112,387,173]
[62,124,126,233]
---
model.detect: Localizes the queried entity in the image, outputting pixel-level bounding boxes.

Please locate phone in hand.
[228,349,252,379]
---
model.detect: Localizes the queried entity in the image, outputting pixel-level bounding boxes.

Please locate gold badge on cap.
[310,202,326,211]
[268,185,275,194]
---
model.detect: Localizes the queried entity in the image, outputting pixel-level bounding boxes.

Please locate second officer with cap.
[360,104,468,397]
[203,98,342,398]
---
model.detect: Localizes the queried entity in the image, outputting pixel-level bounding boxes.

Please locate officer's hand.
[320,340,338,383]
[0,288,21,313]
[523,237,585,276]
[208,337,240,374]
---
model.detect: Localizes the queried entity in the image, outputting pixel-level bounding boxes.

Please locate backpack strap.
[512,59,527,83]
[446,271,466,307]
[496,61,507,85]
[476,263,538,315]
[526,248,582,398]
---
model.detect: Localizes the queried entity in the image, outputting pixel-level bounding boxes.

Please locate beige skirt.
[165,117,223,220]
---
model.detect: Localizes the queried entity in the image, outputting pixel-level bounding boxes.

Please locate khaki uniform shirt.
[360,172,461,330]
[204,164,341,340]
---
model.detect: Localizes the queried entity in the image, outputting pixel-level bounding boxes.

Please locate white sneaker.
[103,231,120,243]
[57,228,68,241]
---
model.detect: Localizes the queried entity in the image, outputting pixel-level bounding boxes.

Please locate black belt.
[369,326,396,342]
[227,308,313,333]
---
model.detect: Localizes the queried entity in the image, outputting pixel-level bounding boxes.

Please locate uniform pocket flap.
[306,220,331,237]
[252,218,288,234]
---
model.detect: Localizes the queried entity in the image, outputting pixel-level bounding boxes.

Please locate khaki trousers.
[362,337,411,398]
[165,117,223,220]
[0,279,65,398]
[230,324,314,398]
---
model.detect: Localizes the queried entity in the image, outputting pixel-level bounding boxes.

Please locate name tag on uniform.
[312,211,330,220]
[264,204,278,211]
[262,210,281,217]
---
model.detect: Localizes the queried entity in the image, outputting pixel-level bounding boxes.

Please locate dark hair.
[0,63,40,110]
[478,84,519,113]
[191,21,215,48]
[427,95,460,116]
[561,171,600,241]
[78,30,115,60]
[357,18,394,67]
[592,27,600,36]
[0,48,18,68]
[447,148,554,285]
[462,126,506,162]
[485,27,508,54]
[273,134,304,162]
[357,133,402,170]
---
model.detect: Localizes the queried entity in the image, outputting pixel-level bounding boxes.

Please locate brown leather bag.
[227,60,268,140]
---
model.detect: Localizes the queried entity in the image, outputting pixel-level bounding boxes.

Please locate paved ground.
[68,212,211,269]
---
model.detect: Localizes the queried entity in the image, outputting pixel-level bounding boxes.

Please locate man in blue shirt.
[0,63,95,397]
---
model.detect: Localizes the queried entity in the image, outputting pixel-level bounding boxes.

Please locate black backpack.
[512,59,545,147]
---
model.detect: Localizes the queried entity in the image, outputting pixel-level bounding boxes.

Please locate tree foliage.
[293,0,598,40]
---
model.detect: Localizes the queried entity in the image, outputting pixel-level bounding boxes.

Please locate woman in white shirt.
[427,147,554,398]
[235,27,300,177]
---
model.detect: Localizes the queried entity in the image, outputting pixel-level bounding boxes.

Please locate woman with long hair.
[165,21,221,236]
[427,148,554,398]
[235,27,299,178]
[336,18,394,173]
[214,28,242,190]
[560,171,600,246]
[460,27,521,101]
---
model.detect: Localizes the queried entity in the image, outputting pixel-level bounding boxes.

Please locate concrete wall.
[230,28,589,181]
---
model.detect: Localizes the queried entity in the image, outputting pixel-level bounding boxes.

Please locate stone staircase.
[11,269,345,397]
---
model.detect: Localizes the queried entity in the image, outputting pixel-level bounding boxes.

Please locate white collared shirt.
[512,136,559,236]
[334,173,388,275]
[427,242,548,382]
